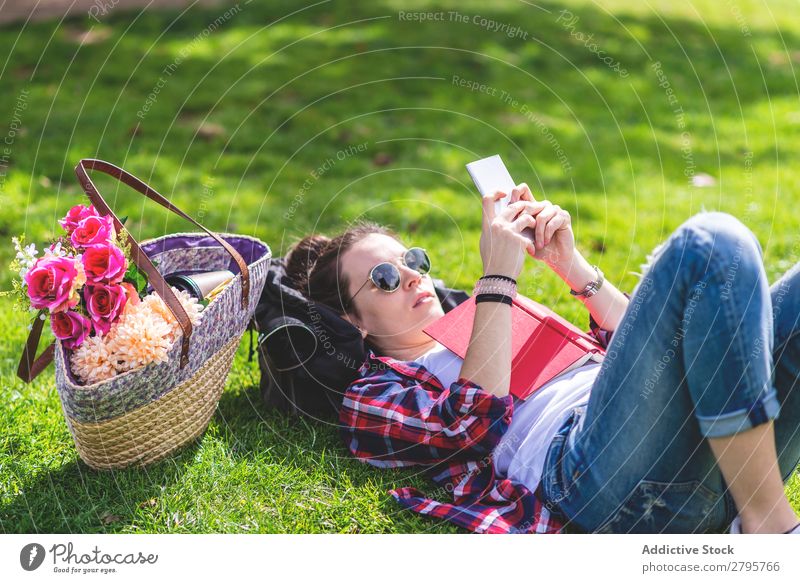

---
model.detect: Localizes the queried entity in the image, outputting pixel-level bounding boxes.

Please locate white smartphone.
[466,155,535,243]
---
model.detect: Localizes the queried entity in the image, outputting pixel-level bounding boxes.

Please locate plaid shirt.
[339,310,617,534]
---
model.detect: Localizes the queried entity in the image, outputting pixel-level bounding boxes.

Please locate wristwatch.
[569,265,604,298]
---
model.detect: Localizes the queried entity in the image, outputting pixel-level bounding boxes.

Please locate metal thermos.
[164,270,235,301]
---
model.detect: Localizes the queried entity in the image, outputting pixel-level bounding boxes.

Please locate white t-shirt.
[415,341,600,492]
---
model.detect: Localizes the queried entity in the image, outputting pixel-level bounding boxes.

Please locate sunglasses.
[347,247,431,309]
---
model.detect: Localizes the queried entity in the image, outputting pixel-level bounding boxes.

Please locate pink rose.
[24,255,85,313]
[50,310,92,349]
[59,204,99,234]
[84,283,128,335]
[82,244,127,283]
[71,215,115,249]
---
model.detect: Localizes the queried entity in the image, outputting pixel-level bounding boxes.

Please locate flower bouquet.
[7,204,202,385]
[9,158,270,470]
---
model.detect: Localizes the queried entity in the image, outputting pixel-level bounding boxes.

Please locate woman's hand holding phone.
[506,184,576,270]
[468,154,575,278]
[479,190,540,279]
[480,183,577,279]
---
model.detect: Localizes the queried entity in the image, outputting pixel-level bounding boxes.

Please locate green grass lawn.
[1,0,799,533]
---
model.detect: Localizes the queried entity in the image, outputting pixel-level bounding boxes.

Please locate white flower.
[13,237,38,261]
[13,237,39,280]
[44,241,67,258]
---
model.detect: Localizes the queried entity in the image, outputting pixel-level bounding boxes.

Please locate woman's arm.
[459,301,513,397]
[459,193,541,397]
[548,247,630,332]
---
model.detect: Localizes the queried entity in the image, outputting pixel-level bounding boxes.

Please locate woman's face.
[340,233,444,351]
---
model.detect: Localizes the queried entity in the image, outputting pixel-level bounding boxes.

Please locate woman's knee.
[639,212,761,283]
[664,211,768,299]
[680,211,763,263]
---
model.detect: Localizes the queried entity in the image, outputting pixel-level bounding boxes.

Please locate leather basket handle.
[17,311,55,383]
[74,159,251,368]
[16,159,251,383]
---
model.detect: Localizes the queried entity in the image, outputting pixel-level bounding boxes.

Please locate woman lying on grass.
[283,184,800,534]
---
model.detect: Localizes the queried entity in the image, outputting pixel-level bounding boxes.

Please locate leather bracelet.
[475,293,513,306]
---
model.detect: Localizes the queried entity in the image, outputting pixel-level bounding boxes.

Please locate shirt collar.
[362,349,445,389]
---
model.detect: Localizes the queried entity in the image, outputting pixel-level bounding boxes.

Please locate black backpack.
[253,256,470,418]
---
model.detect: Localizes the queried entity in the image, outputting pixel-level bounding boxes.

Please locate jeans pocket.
[594,479,721,534]
[540,433,567,514]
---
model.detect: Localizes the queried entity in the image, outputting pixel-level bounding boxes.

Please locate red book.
[423,295,605,400]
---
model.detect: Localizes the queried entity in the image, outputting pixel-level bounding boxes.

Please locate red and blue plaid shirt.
[339,311,617,534]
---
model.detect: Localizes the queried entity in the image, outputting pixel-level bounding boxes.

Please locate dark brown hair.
[284,220,400,319]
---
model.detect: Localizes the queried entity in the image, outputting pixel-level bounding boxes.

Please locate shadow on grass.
[211,383,462,533]
[0,444,200,533]
[0,380,449,533]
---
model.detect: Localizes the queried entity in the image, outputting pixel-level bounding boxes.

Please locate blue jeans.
[540,211,800,533]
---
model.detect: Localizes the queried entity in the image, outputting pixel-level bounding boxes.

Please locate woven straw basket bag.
[17,159,271,470]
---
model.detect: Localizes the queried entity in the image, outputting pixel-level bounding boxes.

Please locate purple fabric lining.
[141,233,268,273]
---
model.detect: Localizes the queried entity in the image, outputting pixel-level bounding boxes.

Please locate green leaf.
[124,262,149,295]
[118,215,128,225]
